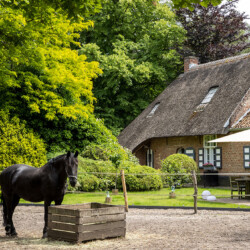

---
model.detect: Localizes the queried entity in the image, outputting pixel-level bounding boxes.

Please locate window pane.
[244,147,249,153]
[216,148,220,154]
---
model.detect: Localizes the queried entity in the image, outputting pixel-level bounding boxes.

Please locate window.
[198,135,222,168]
[177,147,185,154]
[147,103,160,118]
[185,147,196,160]
[201,86,218,104]
[203,135,217,148]
[198,147,222,169]
[243,146,250,168]
[146,149,154,167]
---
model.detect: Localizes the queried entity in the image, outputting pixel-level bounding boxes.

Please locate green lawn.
[20,187,250,209]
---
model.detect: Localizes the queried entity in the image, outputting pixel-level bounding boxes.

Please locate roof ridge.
[189,53,250,72]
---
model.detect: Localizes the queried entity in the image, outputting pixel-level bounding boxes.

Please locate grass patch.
[19,187,250,209]
[62,187,250,209]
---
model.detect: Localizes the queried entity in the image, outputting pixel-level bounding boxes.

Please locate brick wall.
[184,56,199,72]
[135,136,250,173]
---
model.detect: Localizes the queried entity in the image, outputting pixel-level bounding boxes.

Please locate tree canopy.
[171,0,222,9]
[81,0,186,133]
[176,0,250,63]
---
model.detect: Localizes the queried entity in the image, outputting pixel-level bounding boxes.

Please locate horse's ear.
[74,151,79,158]
[67,151,71,158]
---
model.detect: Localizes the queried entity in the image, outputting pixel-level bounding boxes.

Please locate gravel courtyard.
[0,206,249,249]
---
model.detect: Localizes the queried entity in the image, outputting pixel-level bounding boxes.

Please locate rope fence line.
[78,171,250,176]
[65,191,250,198]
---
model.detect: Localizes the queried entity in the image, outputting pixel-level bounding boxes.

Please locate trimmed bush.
[161,154,198,188]
[120,165,163,191]
[67,157,163,192]
[0,111,47,171]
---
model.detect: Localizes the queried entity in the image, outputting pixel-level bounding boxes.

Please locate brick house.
[118,53,250,177]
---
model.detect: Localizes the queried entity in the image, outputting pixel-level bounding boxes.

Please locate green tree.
[0,6,102,121]
[0,0,102,19]
[170,0,222,9]
[0,2,106,152]
[0,111,47,171]
[81,0,186,133]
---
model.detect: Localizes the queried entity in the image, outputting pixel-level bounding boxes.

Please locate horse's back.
[0,164,44,201]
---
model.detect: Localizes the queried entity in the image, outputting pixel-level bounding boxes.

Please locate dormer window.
[147,102,160,118]
[201,86,218,104]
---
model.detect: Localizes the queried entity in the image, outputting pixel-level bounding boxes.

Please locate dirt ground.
[0,206,250,250]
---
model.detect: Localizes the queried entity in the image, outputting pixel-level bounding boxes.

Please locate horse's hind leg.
[4,194,20,236]
[2,196,8,227]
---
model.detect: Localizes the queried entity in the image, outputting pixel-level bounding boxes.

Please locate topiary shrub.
[66,156,163,192]
[117,165,163,191]
[78,174,100,192]
[161,154,198,188]
[0,111,47,171]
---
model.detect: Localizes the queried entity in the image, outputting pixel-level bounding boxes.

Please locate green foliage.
[81,138,139,164]
[0,5,102,122]
[0,111,47,171]
[68,157,162,192]
[0,1,104,153]
[121,164,163,191]
[171,0,222,9]
[161,154,198,188]
[80,0,186,132]
[0,0,102,19]
[78,174,100,192]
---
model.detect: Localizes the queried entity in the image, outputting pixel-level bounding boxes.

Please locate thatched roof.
[118,53,250,151]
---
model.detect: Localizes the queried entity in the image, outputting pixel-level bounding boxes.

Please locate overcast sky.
[234,0,250,24]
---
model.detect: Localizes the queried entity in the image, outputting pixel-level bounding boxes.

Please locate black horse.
[0,151,78,238]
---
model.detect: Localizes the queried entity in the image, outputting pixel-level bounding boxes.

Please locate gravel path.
[0,206,250,249]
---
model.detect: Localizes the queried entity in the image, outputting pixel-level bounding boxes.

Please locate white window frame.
[147,103,160,118]
[203,135,217,149]
[201,87,218,104]
[203,135,217,165]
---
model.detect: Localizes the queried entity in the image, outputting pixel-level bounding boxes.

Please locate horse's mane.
[43,154,66,169]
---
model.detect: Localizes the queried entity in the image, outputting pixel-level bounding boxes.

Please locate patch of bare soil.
[0,206,250,249]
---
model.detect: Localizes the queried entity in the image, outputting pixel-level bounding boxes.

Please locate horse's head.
[65,151,79,187]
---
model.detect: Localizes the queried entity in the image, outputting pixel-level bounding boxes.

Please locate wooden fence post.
[191,170,198,214]
[120,170,128,212]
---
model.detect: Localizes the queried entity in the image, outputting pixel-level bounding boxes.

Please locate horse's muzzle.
[69,177,77,187]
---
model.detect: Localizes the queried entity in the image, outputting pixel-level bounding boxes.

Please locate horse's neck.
[46,159,67,186]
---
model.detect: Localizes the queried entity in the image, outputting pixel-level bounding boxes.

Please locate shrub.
[118,165,163,191]
[161,154,198,188]
[0,111,47,171]
[67,157,163,192]
[78,174,100,192]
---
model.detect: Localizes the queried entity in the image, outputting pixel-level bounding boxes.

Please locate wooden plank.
[49,207,80,217]
[80,213,126,224]
[48,221,78,232]
[79,227,126,242]
[48,229,79,241]
[79,206,125,217]
[48,220,126,234]
[49,214,79,224]
[79,220,126,233]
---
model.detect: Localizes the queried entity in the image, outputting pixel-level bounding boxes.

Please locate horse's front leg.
[42,200,51,238]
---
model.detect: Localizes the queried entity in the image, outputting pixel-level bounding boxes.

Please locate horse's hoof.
[42,232,48,238]
[11,231,18,237]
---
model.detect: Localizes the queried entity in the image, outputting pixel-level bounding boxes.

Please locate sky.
[234,0,250,24]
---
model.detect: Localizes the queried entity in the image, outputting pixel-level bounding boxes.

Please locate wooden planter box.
[48,203,126,243]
